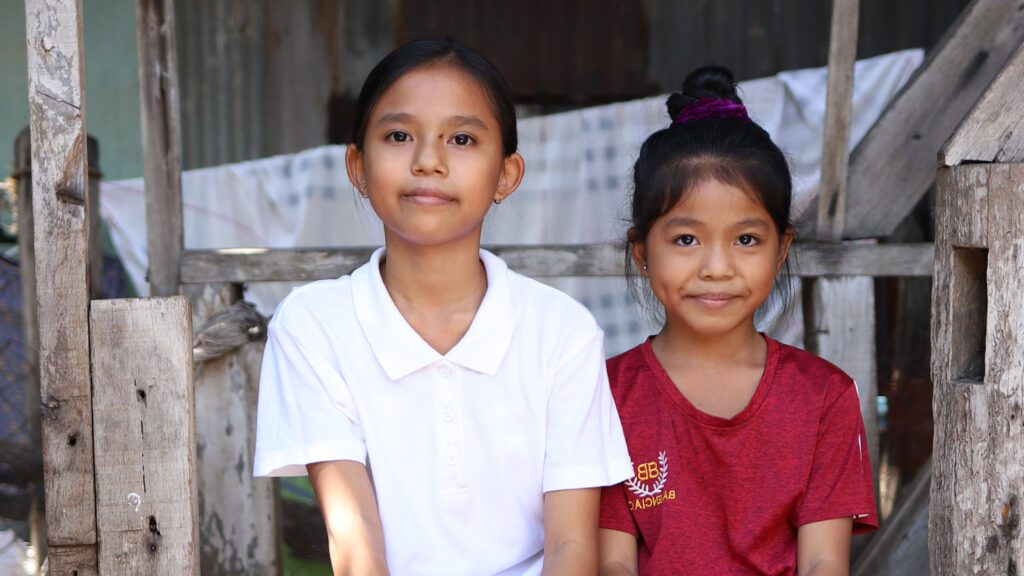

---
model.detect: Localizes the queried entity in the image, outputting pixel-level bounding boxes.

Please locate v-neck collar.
[641,334,781,428]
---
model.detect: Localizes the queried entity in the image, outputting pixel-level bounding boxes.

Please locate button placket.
[434,362,466,493]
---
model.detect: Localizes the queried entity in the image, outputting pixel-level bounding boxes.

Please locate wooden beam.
[185,284,280,574]
[90,296,198,575]
[930,162,1024,573]
[24,0,97,573]
[941,42,1024,166]
[816,0,859,241]
[179,242,935,284]
[798,0,1024,239]
[136,0,184,296]
[852,459,931,576]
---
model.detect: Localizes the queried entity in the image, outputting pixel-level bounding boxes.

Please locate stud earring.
[494,196,503,205]
[642,264,648,272]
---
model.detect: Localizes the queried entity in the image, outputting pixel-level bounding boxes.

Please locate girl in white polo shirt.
[254,37,633,576]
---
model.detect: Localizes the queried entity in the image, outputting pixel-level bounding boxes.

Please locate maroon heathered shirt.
[599,336,878,575]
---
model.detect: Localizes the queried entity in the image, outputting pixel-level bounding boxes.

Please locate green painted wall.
[2,1,141,181]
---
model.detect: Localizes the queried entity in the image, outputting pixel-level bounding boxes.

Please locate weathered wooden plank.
[800,0,1024,239]
[24,0,97,567]
[852,459,931,576]
[816,0,859,241]
[803,276,879,491]
[930,163,1024,574]
[186,284,280,575]
[179,242,935,284]
[941,42,1024,165]
[91,296,198,575]
[136,0,184,296]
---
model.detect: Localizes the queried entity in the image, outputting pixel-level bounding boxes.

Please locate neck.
[379,232,487,308]
[653,320,764,369]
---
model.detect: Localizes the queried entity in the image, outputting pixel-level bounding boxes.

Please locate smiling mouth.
[403,188,454,206]
[690,293,738,309]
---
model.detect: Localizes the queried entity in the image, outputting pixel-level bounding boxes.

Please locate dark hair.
[627,65,795,320]
[349,37,518,156]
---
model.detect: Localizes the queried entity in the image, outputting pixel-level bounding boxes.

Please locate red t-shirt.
[599,337,878,575]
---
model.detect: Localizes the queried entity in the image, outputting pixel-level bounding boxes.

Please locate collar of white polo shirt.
[351,247,517,380]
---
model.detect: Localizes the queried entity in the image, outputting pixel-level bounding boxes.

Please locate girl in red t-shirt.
[598,66,878,575]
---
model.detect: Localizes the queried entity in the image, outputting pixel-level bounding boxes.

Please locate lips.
[403,188,454,206]
[689,293,738,309]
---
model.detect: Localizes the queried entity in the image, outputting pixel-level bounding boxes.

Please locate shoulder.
[773,339,857,407]
[270,275,355,339]
[507,269,602,339]
[605,344,652,406]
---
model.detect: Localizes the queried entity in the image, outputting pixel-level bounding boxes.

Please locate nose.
[699,243,735,280]
[412,137,448,176]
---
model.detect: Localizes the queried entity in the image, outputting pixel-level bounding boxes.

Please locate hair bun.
[666,65,741,120]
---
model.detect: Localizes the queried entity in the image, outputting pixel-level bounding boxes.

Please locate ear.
[628,228,648,276]
[493,152,525,204]
[345,144,366,193]
[776,229,795,274]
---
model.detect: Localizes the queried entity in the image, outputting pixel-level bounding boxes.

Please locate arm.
[797,517,853,576]
[598,528,638,576]
[307,460,389,576]
[541,488,600,576]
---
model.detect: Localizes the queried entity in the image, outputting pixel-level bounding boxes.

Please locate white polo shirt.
[254,248,632,576]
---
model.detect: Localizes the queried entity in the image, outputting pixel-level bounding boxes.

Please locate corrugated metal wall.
[174,0,972,170]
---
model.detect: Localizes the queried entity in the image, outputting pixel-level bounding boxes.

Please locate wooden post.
[136,0,184,297]
[816,0,859,241]
[930,162,1024,574]
[90,296,199,575]
[24,0,97,573]
[930,47,1024,570]
[186,284,281,575]
[803,275,880,482]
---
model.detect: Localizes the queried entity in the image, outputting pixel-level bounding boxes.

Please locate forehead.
[666,178,774,223]
[371,63,498,124]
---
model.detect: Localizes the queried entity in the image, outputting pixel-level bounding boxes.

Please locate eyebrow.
[373,112,489,131]
[662,216,771,229]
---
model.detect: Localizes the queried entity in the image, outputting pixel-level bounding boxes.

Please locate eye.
[737,234,759,246]
[386,131,410,143]
[451,133,474,146]
[674,234,698,247]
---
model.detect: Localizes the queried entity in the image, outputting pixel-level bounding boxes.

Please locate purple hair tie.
[673,98,750,125]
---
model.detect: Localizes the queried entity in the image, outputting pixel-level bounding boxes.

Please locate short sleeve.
[796,381,879,532]
[543,331,633,492]
[599,482,638,536]
[253,313,367,477]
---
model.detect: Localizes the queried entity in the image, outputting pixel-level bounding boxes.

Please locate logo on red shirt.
[625,451,676,510]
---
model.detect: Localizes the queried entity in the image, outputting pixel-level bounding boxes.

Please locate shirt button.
[438,365,452,379]
[447,454,458,466]
[441,408,455,422]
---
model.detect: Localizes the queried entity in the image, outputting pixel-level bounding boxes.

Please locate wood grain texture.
[942,42,1024,165]
[930,163,1024,574]
[185,284,280,575]
[816,0,860,241]
[90,296,198,575]
[136,0,184,296]
[180,242,934,284]
[800,0,1024,239]
[803,276,880,487]
[24,0,97,565]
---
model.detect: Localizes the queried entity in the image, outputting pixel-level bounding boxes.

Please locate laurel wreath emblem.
[625,451,668,498]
